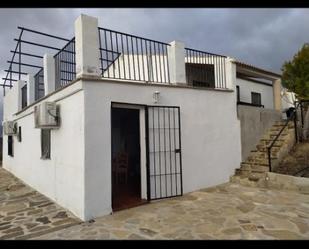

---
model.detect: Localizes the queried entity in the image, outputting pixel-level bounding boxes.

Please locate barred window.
[41,129,51,159]
[8,135,13,157]
[251,92,262,106]
[236,86,240,102]
[18,126,22,142]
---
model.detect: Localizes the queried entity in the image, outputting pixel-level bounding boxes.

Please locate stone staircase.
[231,120,296,184]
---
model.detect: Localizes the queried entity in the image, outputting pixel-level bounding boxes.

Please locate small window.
[21,85,27,109]
[185,63,215,88]
[41,129,51,159]
[18,126,22,142]
[251,92,261,106]
[8,135,13,157]
[236,85,240,102]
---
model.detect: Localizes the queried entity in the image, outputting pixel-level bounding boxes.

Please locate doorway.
[111,107,145,211]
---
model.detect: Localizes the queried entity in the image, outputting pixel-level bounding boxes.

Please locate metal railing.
[21,84,27,109]
[267,104,299,172]
[54,37,76,89]
[3,26,233,103]
[98,27,171,83]
[185,48,227,89]
[298,100,309,130]
[2,26,73,100]
[34,69,44,101]
[293,165,309,177]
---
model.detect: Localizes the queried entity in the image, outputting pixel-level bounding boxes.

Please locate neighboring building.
[1,14,288,221]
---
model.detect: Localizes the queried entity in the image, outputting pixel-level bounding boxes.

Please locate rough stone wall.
[238,105,282,161]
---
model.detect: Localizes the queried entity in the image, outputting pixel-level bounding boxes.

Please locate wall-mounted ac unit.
[34,102,60,129]
[3,121,18,135]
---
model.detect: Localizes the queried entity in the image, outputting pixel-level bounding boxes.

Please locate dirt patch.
[275,142,309,177]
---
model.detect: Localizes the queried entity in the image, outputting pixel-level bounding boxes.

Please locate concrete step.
[260,134,286,142]
[257,147,281,153]
[260,137,284,143]
[270,126,284,131]
[251,164,269,173]
[257,141,283,150]
[269,133,289,140]
[247,152,268,160]
[274,121,287,126]
[235,168,250,177]
[268,130,289,136]
[253,162,269,167]
[248,157,276,165]
[240,162,252,170]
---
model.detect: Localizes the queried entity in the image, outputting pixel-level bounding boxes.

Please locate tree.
[282,43,309,140]
[281,43,309,100]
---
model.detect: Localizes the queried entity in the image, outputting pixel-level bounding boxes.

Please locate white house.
[1,14,289,221]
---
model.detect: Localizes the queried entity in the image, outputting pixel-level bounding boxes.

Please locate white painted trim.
[139,108,147,200]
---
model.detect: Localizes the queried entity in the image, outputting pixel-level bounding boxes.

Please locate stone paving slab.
[37,181,309,240]
[0,168,81,240]
[1,166,309,240]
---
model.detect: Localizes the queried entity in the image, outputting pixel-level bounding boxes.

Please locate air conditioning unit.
[34,102,60,129]
[3,121,18,135]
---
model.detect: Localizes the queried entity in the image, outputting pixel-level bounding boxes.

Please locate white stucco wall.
[236,78,274,109]
[2,76,242,221]
[2,81,86,220]
[82,79,242,220]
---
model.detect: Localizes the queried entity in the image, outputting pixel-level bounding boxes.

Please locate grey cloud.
[1,8,308,121]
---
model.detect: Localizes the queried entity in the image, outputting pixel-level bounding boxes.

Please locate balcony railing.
[185,48,227,89]
[98,27,171,84]
[34,68,44,101]
[54,37,76,89]
[2,25,231,105]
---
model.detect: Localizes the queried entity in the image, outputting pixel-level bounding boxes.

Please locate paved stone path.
[38,182,309,240]
[1,167,309,240]
[0,168,81,240]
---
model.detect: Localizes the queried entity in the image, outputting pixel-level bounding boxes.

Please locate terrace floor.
[38,181,309,240]
[0,167,81,240]
[1,167,309,240]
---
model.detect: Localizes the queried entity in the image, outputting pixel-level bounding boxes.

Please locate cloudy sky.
[0,8,309,119]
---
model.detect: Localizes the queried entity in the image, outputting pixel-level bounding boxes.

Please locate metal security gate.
[145,106,183,200]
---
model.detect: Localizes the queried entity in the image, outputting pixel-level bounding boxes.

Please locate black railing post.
[294,109,298,143]
[268,147,272,172]
[19,41,21,80]
[300,101,304,128]
[2,26,72,94]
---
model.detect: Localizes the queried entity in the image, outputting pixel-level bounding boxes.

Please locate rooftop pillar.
[26,74,35,105]
[167,41,186,85]
[3,80,24,118]
[225,57,237,90]
[75,14,101,78]
[16,80,24,112]
[273,78,282,111]
[43,54,55,95]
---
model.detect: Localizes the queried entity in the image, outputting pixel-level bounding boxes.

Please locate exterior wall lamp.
[153,91,160,103]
